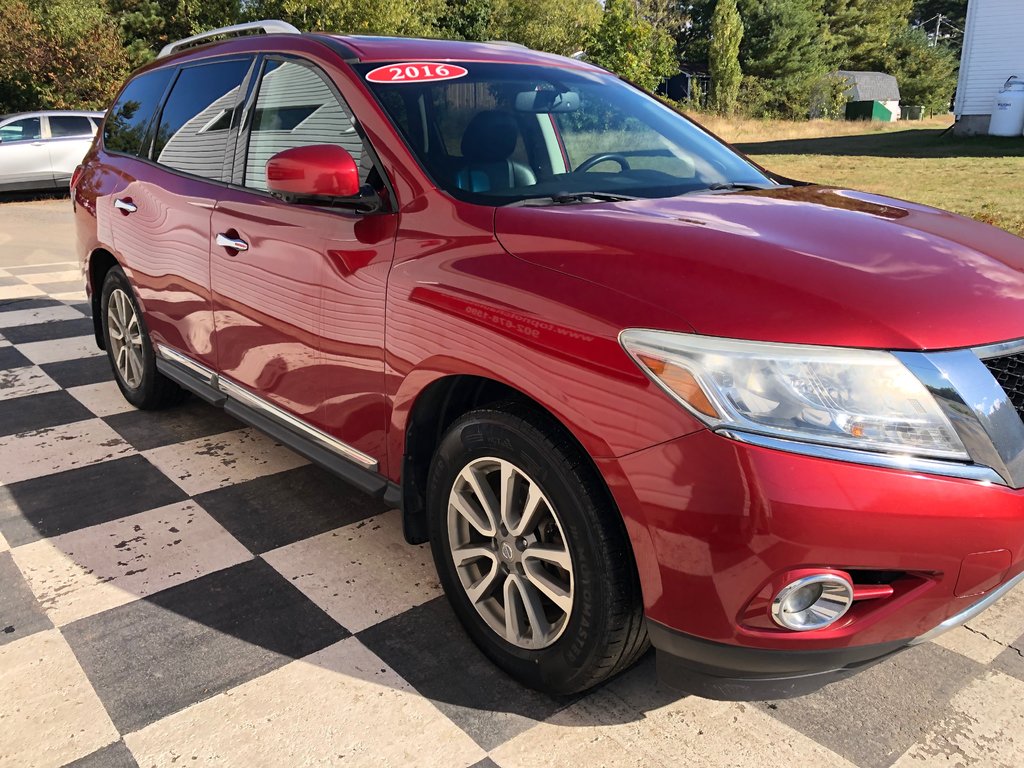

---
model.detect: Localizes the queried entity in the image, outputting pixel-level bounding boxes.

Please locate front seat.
[455,111,537,193]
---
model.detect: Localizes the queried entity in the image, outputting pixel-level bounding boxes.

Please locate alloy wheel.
[107,287,144,389]
[447,456,574,649]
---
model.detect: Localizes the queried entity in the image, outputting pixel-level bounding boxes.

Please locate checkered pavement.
[1,259,1023,768]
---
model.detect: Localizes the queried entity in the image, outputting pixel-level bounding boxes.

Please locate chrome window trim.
[156,343,378,471]
[717,429,1006,485]
[911,570,1024,646]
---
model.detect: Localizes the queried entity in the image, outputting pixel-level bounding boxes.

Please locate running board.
[155,345,401,507]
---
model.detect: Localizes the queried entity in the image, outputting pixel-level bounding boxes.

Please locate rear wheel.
[100,266,187,409]
[427,404,648,695]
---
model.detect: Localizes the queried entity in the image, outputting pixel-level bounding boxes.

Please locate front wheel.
[427,404,648,695]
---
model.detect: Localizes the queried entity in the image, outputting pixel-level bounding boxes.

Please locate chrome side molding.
[155,343,378,471]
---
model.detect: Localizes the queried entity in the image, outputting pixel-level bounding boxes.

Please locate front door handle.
[215,233,249,252]
[114,197,137,214]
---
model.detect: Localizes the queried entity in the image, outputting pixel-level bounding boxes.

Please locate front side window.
[49,115,95,138]
[104,68,174,156]
[0,117,42,143]
[357,62,772,205]
[244,59,371,192]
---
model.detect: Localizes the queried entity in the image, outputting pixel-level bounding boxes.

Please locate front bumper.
[648,569,1024,700]
[599,428,1024,693]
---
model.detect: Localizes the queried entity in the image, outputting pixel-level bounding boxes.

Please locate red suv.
[74,21,1024,700]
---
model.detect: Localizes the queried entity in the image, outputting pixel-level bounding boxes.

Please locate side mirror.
[265,145,379,211]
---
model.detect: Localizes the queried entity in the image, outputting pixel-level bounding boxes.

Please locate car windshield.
[356,62,773,205]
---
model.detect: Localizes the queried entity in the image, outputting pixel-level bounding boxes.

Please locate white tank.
[989,76,1024,137]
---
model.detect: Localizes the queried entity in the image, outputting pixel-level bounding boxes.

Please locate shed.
[955,0,1024,135]
[834,71,901,122]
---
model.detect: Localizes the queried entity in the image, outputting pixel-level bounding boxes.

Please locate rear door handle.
[114,198,137,214]
[215,233,249,252]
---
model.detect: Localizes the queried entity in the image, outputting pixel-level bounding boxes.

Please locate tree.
[675,0,714,63]
[737,0,829,118]
[708,0,743,113]
[585,0,677,90]
[244,0,443,37]
[436,0,496,41]
[494,0,602,56]
[822,0,914,71]
[0,0,129,113]
[886,26,958,113]
[911,0,967,55]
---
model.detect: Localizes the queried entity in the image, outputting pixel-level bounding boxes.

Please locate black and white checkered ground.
[2,255,1023,768]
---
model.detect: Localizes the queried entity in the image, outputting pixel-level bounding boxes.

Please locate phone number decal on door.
[365,63,469,84]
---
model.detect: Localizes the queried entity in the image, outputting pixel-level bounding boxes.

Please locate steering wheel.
[574,153,632,173]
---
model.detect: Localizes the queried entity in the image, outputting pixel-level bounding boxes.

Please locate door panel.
[105,58,253,371]
[108,162,219,369]
[0,117,53,187]
[212,56,396,464]
[210,194,327,419]
[47,137,96,181]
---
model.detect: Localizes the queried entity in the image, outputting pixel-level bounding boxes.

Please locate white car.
[0,110,104,192]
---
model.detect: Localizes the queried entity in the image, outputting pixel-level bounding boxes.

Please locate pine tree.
[708,0,743,113]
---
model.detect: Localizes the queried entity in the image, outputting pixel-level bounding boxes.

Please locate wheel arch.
[398,372,617,545]
[87,248,119,350]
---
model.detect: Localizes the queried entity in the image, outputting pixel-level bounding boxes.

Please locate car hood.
[494,186,1024,350]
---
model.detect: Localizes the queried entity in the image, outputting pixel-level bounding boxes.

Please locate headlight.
[620,329,968,461]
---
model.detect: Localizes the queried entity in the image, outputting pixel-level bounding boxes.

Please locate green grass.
[699,117,1024,237]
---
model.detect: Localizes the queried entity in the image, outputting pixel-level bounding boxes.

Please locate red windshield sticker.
[365,63,468,84]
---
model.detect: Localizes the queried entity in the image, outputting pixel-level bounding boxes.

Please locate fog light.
[771,573,854,631]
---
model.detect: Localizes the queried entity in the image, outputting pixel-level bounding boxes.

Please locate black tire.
[100,266,187,410]
[427,402,649,695]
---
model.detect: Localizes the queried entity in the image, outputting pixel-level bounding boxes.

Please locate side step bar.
[155,345,401,507]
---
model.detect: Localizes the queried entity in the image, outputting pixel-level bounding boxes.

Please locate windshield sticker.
[365,63,468,84]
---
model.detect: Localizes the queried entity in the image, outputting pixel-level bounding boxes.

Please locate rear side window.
[49,116,94,138]
[152,59,251,182]
[0,117,41,142]
[104,68,174,156]
[244,59,370,191]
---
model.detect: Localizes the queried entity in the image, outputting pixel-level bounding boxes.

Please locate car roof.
[327,35,597,70]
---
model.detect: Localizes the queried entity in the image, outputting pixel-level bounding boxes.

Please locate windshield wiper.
[699,182,785,193]
[508,192,641,207]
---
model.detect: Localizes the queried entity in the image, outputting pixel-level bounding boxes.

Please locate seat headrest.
[461,111,519,164]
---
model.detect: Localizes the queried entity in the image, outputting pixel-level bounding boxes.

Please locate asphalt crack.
[963,624,1024,659]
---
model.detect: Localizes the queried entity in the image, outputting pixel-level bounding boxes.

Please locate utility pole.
[934,13,943,47]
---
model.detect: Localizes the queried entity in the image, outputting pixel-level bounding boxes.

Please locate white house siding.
[955,0,1024,135]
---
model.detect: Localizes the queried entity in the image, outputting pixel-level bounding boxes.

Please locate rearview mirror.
[515,90,580,113]
[266,145,379,211]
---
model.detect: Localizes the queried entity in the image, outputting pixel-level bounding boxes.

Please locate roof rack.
[157,20,301,59]
[484,40,530,49]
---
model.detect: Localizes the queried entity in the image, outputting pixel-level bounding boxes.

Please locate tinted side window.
[153,59,251,181]
[0,117,42,143]
[244,59,370,191]
[104,68,174,155]
[49,116,94,138]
